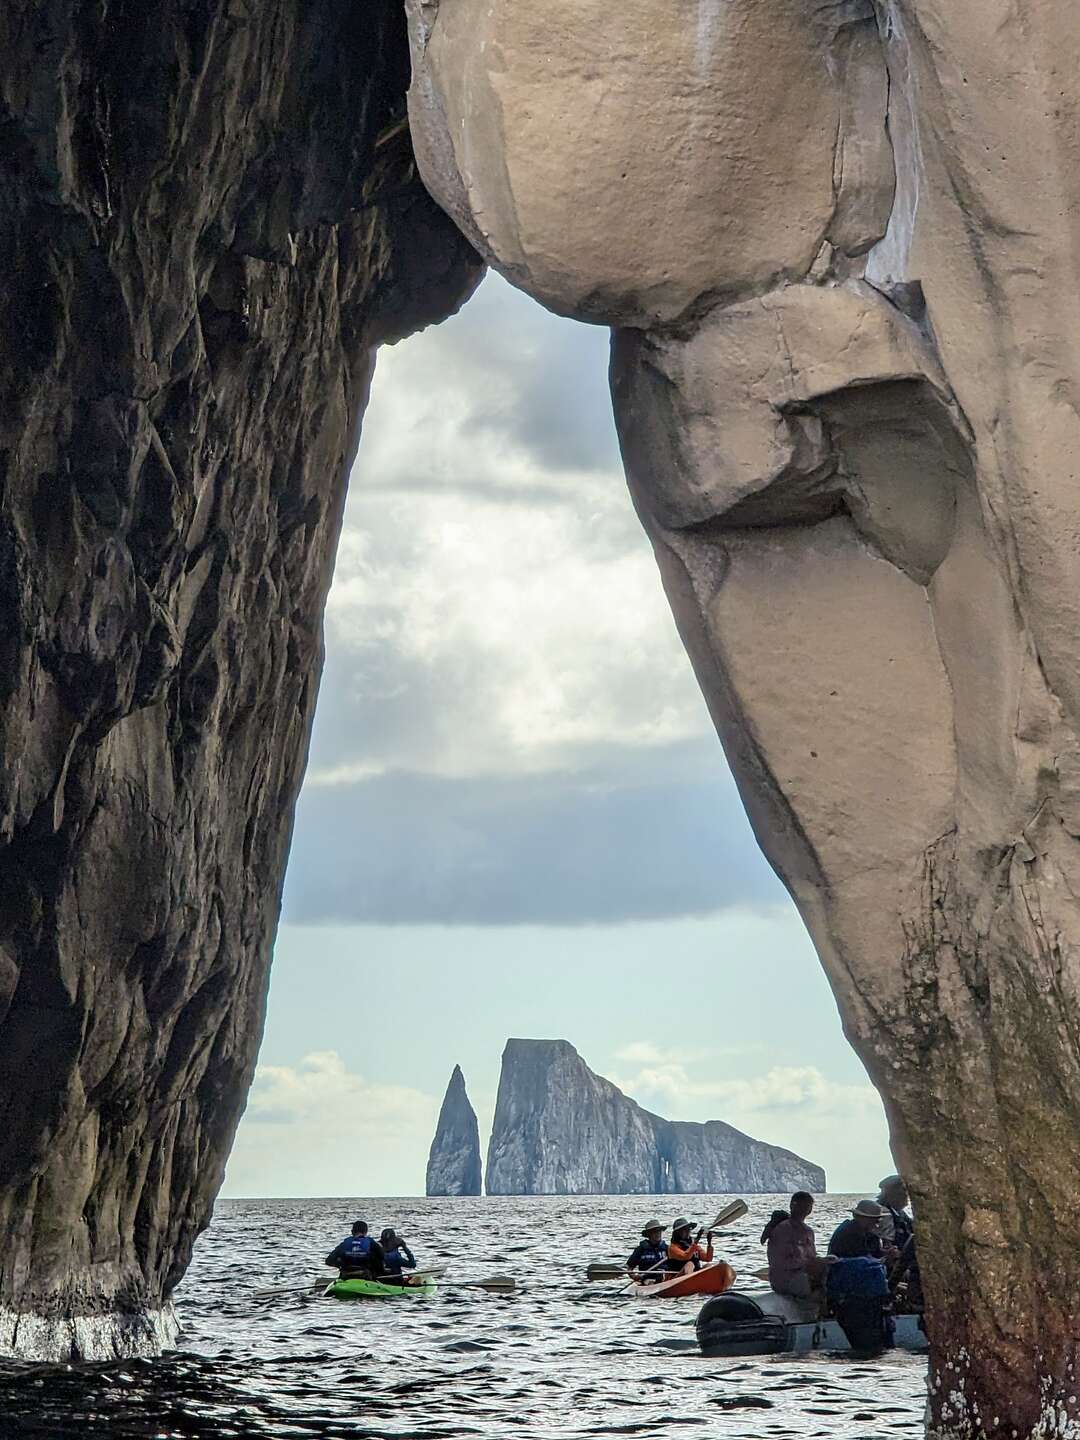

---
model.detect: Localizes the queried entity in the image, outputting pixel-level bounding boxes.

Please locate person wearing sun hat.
[666,1216,715,1274]
[827,1199,886,1260]
[626,1220,668,1280]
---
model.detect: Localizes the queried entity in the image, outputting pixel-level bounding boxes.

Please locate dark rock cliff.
[485,1040,824,1196]
[0,0,479,1358]
[426,1065,482,1197]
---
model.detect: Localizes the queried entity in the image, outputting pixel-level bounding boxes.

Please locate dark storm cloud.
[281,745,787,927]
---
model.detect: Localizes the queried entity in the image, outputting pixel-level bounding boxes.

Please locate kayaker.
[380,1228,417,1285]
[876,1175,914,1255]
[828,1200,885,1260]
[626,1220,669,1282]
[766,1191,833,1298]
[666,1217,714,1274]
[325,1220,385,1279]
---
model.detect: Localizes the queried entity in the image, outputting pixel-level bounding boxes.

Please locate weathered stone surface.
[409,4,1080,1434]
[0,0,479,1360]
[406,0,891,328]
[485,1040,824,1196]
[426,1065,482,1197]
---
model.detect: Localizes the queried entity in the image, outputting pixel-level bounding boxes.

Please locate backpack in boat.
[826,1257,892,1353]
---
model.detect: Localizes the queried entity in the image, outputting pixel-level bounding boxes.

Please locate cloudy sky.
[221,274,893,1199]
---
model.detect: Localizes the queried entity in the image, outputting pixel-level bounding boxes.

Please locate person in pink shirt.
[764,1192,832,1298]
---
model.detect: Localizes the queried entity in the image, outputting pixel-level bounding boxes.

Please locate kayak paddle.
[614,1200,749,1295]
[586,1263,627,1281]
[441,1275,516,1293]
[252,1280,326,1299]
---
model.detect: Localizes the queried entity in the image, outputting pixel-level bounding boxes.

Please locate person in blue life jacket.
[380,1228,417,1285]
[325,1220,385,1279]
[626,1221,668,1282]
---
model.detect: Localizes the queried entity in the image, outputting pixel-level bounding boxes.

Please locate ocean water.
[0,1194,927,1438]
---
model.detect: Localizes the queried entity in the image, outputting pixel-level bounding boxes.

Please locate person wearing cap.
[827,1200,886,1260]
[875,1175,914,1253]
[626,1221,669,1281]
[666,1217,714,1274]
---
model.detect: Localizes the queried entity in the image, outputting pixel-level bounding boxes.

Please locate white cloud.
[222,1052,439,1198]
[308,272,713,785]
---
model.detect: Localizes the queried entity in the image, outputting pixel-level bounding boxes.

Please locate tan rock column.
[408,1,1080,1434]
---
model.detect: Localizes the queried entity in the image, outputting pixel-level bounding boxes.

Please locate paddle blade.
[252,1281,323,1300]
[709,1199,749,1229]
[472,1275,516,1293]
[587,1263,626,1281]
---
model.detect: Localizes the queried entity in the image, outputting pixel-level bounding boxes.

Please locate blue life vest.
[341,1235,373,1264]
[827,1256,889,1299]
[631,1240,668,1272]
[383,1246,408,1274]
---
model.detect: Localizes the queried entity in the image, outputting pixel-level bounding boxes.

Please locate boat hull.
[696,1288,928,1356]
[632,1261,737,1300]
[325,1277,438,1300]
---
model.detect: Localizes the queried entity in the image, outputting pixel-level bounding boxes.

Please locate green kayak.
[325,1276,438,1300]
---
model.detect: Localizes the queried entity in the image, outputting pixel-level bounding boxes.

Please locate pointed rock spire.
[426,1064,483,1196]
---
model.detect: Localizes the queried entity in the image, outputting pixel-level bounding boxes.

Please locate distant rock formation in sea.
[485,1039,824,1195]
[426,1065,483,1196]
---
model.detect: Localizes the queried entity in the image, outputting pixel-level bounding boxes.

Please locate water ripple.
[0,1195,927,1438]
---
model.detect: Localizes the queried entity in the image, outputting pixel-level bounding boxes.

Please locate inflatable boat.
[696,1289,928,1356]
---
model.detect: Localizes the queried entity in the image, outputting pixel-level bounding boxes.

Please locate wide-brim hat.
[671,1216,695,1232]
[641,1220,667,1236]
[852,1200,884,1220]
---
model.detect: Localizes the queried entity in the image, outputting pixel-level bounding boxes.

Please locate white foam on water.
[0,1303,178,1362]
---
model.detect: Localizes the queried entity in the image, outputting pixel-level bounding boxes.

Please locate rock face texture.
[0,1,479,1360]
[408,4,1080,1435]
[485,1040,823,1197]
[426,1065,482,1196]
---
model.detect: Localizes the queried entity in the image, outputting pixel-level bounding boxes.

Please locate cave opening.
[219,272,891,1204]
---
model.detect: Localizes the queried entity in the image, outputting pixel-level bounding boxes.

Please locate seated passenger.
[876,1174,914,1257]
[325,1220,385,1279]
[828,1200,885,1260]
[380,1228,417,1284]
[626,1220,669,1281]
[766,1191,832,1298]
[891,1232,924,1312]
[667,1218,714,1274]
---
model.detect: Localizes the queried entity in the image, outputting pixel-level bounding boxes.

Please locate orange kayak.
[632,1261,737,1300]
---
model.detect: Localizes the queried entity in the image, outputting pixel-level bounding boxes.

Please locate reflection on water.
[0,1195,927,1438]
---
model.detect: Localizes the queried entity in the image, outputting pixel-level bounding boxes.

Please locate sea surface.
[0,1194,927,1439]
